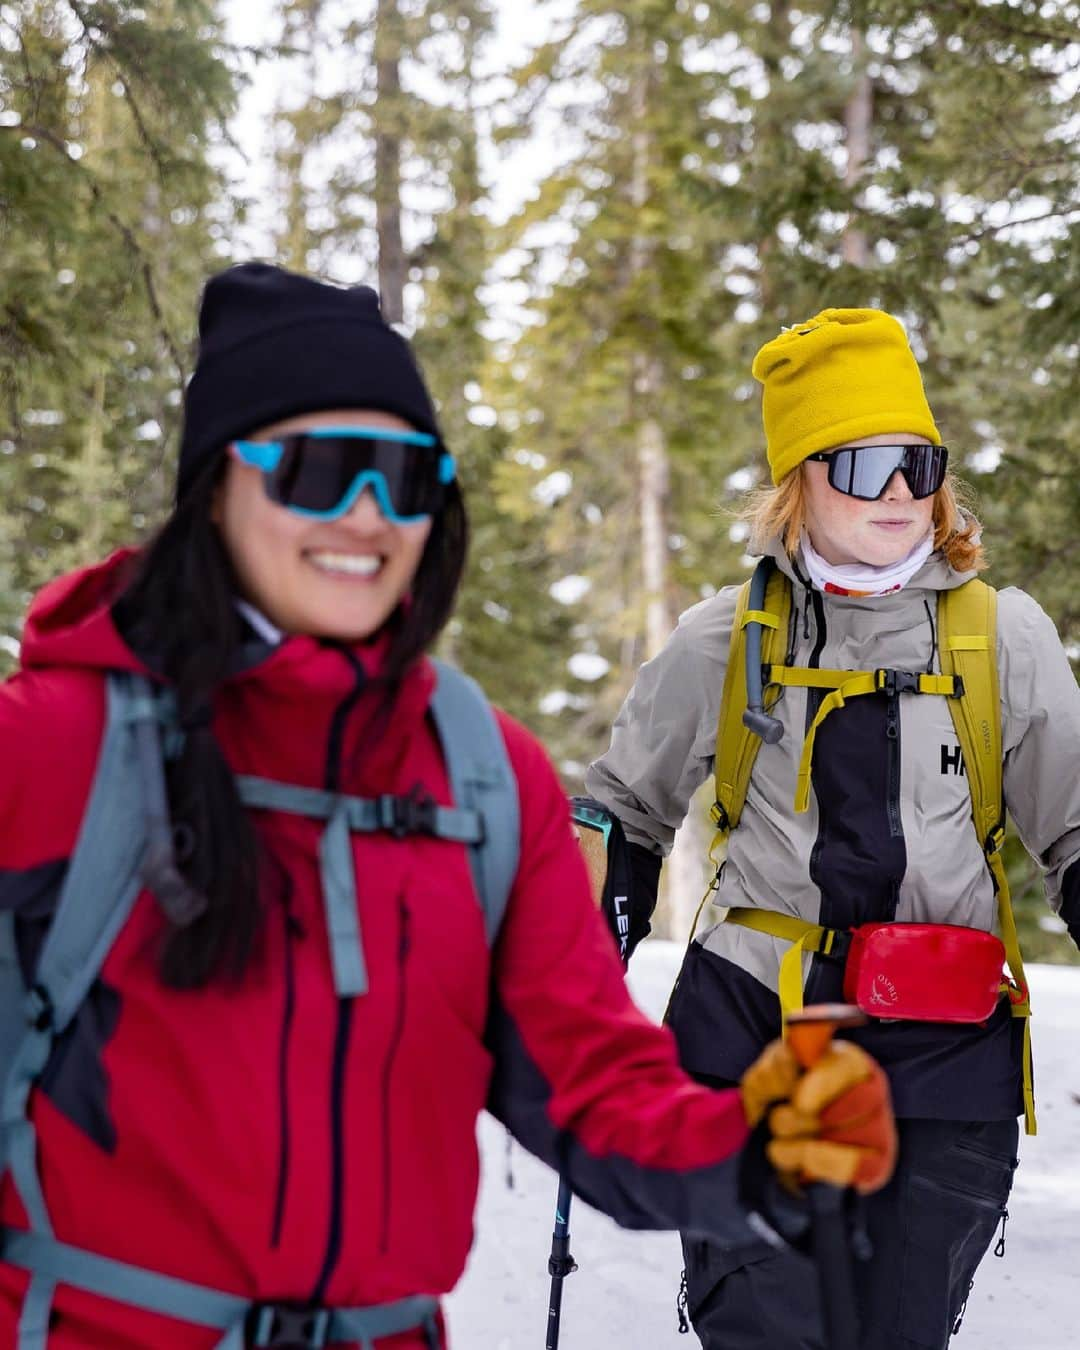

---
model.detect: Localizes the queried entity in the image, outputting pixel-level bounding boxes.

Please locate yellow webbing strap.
[792,673,878,812]
[725,907,842,1026]
[939,581,1035,1134]
[710,568,791,861]
[767,667,960,813]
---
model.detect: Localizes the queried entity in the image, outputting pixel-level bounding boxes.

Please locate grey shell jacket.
[586,540,1080,1113]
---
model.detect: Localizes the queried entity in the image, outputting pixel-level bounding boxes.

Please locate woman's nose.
[881,468,913,502]
[341,484,387,527]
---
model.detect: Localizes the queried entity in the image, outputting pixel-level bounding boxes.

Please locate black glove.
[568,798,659,964]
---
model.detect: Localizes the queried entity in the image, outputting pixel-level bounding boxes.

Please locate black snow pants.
[681,1117,1019,1350]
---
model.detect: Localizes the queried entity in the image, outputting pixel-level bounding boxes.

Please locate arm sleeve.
[486,713,755,1244]
[584,588,739,855]
[998,588,1080,949]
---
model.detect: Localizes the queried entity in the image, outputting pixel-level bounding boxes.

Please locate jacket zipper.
[310,647,367,1305]
[804,589,828,1000]
[379,895,411,1254]
[270,905,303,1248]
[806,589,827,882]
[885,693,903,838]
[808,589,827,670]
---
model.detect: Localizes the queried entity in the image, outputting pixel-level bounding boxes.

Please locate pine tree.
[0,0,239,671]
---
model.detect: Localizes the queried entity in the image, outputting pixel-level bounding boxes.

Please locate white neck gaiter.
[800,528,935,597]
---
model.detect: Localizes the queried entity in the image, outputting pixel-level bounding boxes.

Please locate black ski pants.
[682,1117,1019,1350]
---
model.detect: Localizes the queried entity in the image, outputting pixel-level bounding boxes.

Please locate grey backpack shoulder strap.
[1,673,161,1236]
[0,911,25,1101]
[428,659,520,944]
[31,674,166,1032]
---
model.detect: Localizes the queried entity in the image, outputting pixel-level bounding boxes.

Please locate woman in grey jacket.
[586,308,1080,1350]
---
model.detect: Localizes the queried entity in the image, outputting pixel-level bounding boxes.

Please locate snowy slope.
[446,942,1080,1349]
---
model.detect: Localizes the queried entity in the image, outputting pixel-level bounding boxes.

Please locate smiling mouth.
[306,551,384,578]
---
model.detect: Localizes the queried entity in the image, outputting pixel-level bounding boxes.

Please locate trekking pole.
[545,1175,578,1350]
[785,1004,868,1350]
[542,802,627,1348]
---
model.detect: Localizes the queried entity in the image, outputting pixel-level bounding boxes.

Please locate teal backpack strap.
[236,775,490,999]
[429,659,520,943]
[235,664,517,996]
[2,672,165,1349]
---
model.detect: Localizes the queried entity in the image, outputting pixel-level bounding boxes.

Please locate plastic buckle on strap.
[985,823,1007,856]
[710,801,730,831]
[379,792,438,839]
[247,1303,331,1349]
[875,668,921,697]
[820,928,852,964]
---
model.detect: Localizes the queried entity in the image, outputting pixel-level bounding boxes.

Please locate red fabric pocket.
[843,922,1005,1023]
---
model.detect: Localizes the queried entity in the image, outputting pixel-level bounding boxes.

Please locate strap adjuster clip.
[985,822,1007,856]
[875,668,921,697]
[379,791,438,839]
[247,1303,331,1348]
[820,928,852,964]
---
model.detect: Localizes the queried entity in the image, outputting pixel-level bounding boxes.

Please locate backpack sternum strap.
[236,775,489,999]
[235,777,484,844]
[767,666,960,813]
[234,662,518,994]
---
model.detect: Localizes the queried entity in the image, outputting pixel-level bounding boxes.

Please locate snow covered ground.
[446,942,1080,1349]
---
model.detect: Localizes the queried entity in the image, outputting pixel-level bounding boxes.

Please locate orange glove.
[741,1039,897,1195]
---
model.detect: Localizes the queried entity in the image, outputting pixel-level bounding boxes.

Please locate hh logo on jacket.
[941,743,966,777]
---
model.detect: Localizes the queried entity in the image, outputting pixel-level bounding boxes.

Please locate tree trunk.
[842,30,872,268]
[275,0,323,270]
[627,59,708,940]
[374,0,406,323]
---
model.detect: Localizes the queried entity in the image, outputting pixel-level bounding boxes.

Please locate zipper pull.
[994,1207,1009,1258]
[885,697,899,740]
[398,896,411,961]
[676,1270,690,1334]
[504,1130,515,1191]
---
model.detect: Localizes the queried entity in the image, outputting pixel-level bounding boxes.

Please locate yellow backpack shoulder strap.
[710,560,792,853]
[939,578,1035,1134]
[939,579,1002,850]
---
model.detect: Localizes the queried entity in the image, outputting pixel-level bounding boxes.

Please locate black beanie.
[177,262,442,500]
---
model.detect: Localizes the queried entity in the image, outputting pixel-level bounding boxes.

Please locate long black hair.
[115,460,469,989]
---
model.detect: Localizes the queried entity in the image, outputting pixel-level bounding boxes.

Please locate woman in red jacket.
[0,263,893,1349]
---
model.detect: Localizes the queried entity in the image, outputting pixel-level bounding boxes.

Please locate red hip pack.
[842,922,1006,1023]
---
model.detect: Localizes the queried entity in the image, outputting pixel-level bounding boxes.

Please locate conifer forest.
[1,0,1077,954]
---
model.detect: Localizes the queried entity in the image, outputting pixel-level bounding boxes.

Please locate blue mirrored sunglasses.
[231,426,456,524]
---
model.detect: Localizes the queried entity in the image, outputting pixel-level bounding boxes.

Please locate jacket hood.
[19,550,147,674]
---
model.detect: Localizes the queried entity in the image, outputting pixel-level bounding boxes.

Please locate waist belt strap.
[1,1230,440,1350]
[724,908,845,1026]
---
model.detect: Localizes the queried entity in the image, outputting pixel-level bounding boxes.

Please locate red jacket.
[0,553,751,1348]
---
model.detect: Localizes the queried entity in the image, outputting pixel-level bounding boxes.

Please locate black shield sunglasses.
[805,443,949,501]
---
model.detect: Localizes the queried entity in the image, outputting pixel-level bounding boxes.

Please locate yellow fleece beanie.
[752,308,941,485]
